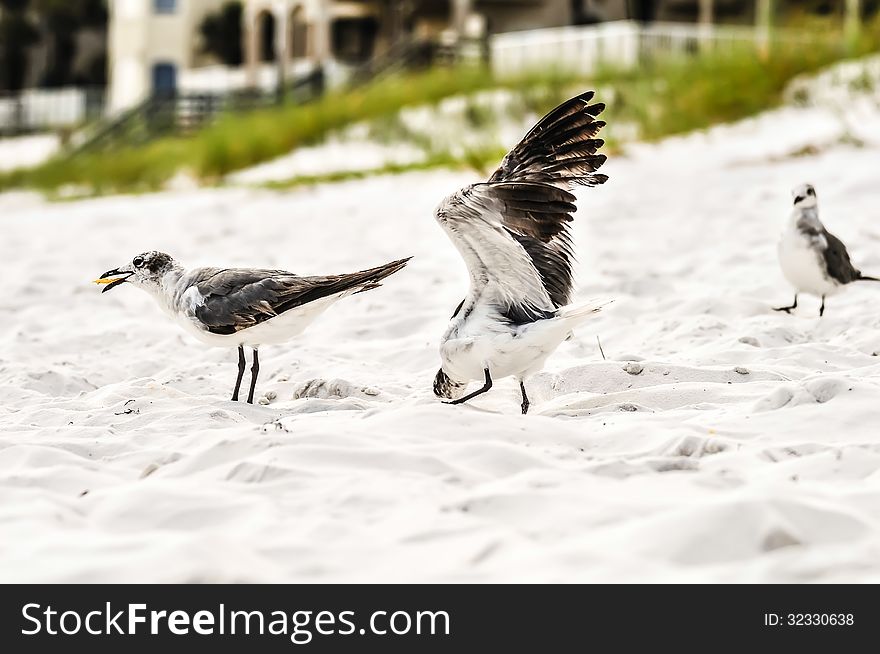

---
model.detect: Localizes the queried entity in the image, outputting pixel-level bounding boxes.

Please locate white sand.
[228,138,427,185]
[3,94,880,582]
[228,89,551,185]
[0,133,59,172]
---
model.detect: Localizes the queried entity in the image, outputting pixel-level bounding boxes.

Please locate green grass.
[592,40,862,141]
[605,17,880,141]
[0,67,580,195]
[194,66,504,178]
[2,21,878,196]
[257,146,510,190]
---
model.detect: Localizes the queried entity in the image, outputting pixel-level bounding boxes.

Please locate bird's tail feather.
[267,258,411,318]
[556,298,612,322]
[348,257,412,294]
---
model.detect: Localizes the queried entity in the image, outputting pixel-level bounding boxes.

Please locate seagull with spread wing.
[94,251,410,403]
[432,91,609,414]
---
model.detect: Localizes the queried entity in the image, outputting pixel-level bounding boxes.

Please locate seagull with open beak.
[95,250,411,403]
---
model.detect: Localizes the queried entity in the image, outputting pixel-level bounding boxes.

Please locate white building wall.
[108,0,226,113]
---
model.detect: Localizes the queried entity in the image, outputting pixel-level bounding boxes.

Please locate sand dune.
[0,134,59,172]
[2,91,880,582]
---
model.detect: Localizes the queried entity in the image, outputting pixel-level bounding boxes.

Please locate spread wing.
[189,259,410,335]
[435,91,607,322]
[822,230,860,284]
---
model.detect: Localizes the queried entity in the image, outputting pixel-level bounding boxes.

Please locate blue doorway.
[152,63,177,96]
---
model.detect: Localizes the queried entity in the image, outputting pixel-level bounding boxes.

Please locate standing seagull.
[432,91,609,414]
[95,252,410,403]
[775,184,878,317]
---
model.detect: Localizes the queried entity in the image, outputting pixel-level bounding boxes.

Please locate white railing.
[0,87,104,133]
[178,61,316,94]
[491,22,640,77]
[491,21,825,77]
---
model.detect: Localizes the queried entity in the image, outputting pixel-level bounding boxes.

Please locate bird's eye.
[133,256,145,268]
[807,187,815,196]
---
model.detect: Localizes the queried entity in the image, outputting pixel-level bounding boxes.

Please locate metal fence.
[490,21,829,77]
[73,68,325,154]
[0,87,105,136]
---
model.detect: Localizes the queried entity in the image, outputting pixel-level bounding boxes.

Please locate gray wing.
[822,230,861,284]
[436,91,607,321]
[190,259,410,335]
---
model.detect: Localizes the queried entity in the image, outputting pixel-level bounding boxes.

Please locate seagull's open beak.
[793,195,805,205]
[93,268,133,293]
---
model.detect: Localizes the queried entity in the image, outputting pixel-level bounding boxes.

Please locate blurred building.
[626,1,879,23]
[107,0,876,112]
[239,1,601,72]
[0,2,107,92]
[238,1,619,83]
[108,0,223,112]
[633,0,753,23]
[109,0,600,111]
[1,2,108,134]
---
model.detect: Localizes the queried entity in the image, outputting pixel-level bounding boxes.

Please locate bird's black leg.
[231,345,246,401]
[246,348,260,404]
[447,368,493,405]
[773,294,798,314]
[519,380,530,415]
[819,295,826,317]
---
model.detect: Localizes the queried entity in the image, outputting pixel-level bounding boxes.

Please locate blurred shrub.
[1,21,878,196]
[593,26,871,140]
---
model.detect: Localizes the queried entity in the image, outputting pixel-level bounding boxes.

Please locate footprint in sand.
[292,378,382,401]
[655,434,731,458]
[753,378,848,411]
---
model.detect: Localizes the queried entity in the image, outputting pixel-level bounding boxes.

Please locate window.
[331,18,378,64]
[154,0,177,14]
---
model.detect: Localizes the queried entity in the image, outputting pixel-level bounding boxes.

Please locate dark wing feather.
[489,92,607,309]
[489,90,608,188]
[193,258,410,335]
[490,92,606,308]
[436,92,607,319]
[822,230,860,285]
[506,228,574,310]
[450,298,466,319]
